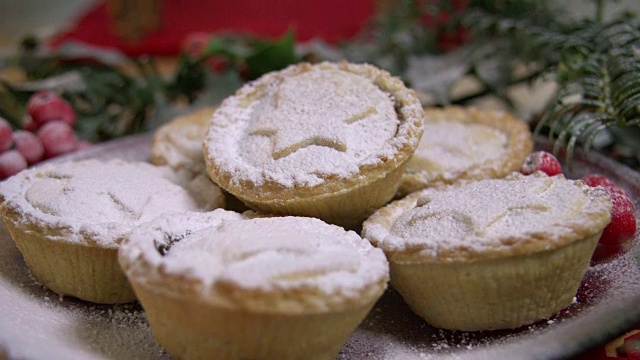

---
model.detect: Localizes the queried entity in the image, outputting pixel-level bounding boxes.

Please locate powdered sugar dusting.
[0,159,223,246]
[151,107,213,175]
[407,122,507,181]
[205,62,420,188]
[125,212,388,303]
[245,69,397,161]
[0,223,169,360]
[173,217,386,295]
[369,173,611,259]
[1,134,639,360]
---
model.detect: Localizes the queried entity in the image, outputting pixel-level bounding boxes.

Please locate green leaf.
[202,36,252,60]
[0,86,24,127]
[74,112,112,140]
[168,54,206,102]
[245,30,299,80]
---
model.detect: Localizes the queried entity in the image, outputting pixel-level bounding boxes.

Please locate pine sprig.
[460,3,640,165]
[536,21,640,164]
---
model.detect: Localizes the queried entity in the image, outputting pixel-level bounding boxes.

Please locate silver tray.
[0,133,639,360]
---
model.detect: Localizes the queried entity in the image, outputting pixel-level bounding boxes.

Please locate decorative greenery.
[345,0,640,167]
[0,31,299,142]
[460,3,640,166]
[0,0,639,168]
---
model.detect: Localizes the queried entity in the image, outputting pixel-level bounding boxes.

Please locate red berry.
[0,118,14,151]
[585,178,637,263]
[0,150,27,179]
[37,121,79,159]
[581,174,616,190]
[600,190,637,245]
[520,151,563,176]
[436,26,468,52]
[181,32,210,58]
[22,114,39,132]
[27,91,76,129]
[591,242,623,264]
[13,130,44,165]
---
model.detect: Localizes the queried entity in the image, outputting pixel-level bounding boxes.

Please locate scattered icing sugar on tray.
[0,133,639,360]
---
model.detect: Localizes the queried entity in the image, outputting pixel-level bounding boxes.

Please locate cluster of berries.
[0,91,89,180]
[521,151,637,263]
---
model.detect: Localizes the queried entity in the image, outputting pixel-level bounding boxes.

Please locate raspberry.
[600,189,637,245]
[520,151,563,176]
[584,176,637,263]
[13,130,44,165]
[581,174,616,190]
[591,242,623,264]
[0,150,27,179]
[27,91,76,129]
[37,121,79,159]
[0,117,14,151]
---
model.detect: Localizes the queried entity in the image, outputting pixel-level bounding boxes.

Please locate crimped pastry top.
[0,159,225,247]
[399,106,533,195]
[151,106,214,175]
[119,210,389,313]
[203,61,424,201]
[363,172,612,263]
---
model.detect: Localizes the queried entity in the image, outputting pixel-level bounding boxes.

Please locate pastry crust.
[0,159,225,303]
[151,106,215,176]
[399,106,533,196]
[362,172,611,330]
[119,210,388,359]
[363,172,611,263]
[203,61,424,229]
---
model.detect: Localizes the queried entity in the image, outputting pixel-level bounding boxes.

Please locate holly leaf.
[245,30,299,80]
[169,54,207,102]
[202,36,251,60]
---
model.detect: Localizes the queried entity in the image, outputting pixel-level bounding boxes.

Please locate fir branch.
[461,2,640,164]
[535,23,640,165]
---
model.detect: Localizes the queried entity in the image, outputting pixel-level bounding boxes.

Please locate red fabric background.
[50,0,376,56]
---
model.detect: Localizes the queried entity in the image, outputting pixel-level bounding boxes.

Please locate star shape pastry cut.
[248,69,392,160]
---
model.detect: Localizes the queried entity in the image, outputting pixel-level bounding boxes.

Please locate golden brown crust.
[132,278,378,359]
[388,231,601,331]
[151,106,215,174]
[1,205,135,303]
[399,106,533,195]
[118,210,388,358]
[363,172,612,263]
[119,211,389,314]
[203,61,424,228]
[0,159,225,304]
[363,172,611,331]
